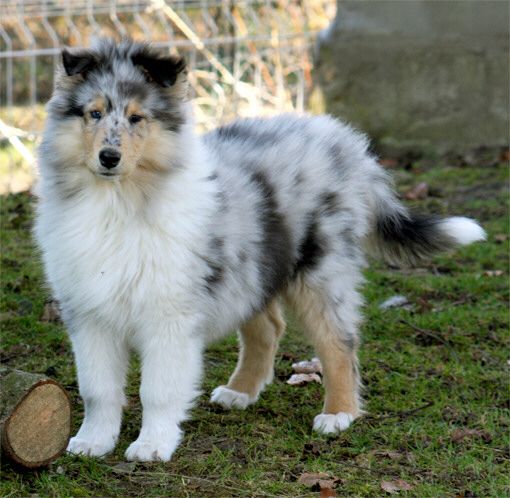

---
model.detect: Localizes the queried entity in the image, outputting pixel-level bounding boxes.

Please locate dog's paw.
[210,386,252,409]
[125,434,180,462]
[67,436,115,457]
[313,412,354,435]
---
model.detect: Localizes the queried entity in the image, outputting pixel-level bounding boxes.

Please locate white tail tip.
[441,216,486,245]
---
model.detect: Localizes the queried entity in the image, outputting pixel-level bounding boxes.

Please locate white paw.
[67,435,116,457]
[210,386,253,409]
[125,432,181,462]
[313,412,354,435]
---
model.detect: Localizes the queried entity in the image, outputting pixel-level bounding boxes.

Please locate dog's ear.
[62,49,97,77]
[131,52,186,88]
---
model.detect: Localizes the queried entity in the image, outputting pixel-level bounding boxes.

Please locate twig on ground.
[399,319,458,359]
[364,400,434,422]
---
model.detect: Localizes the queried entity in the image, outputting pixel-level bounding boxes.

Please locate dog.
[34,38,485,462]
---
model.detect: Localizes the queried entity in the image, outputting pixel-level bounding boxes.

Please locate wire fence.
[0,0,334,193]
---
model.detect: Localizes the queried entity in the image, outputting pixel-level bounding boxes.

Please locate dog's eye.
[90,110,102,120]
[129,114,144,125]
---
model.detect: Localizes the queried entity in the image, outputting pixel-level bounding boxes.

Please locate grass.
[1,149,509,497]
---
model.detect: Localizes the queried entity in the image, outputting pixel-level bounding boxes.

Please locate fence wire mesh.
[0,0,334,193]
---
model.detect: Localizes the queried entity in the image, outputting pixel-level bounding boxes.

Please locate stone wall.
[312,0,509,152]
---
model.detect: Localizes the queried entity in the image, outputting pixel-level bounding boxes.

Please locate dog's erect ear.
[131,52,186,88]
[62,49,97,77]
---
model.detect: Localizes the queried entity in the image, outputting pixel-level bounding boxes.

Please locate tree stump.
[0,367,71,468]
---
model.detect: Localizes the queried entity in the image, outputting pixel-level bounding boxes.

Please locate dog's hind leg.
[210,298,286,409]
[285,278,362,434]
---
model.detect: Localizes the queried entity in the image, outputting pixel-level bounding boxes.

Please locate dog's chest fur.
[35,170,216,333]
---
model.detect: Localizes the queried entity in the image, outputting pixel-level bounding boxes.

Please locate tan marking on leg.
[226,299,286,398]
[285,279,361,417]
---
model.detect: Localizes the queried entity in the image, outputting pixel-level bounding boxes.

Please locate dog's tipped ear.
[62,49,97,77]
[131,52,186,88]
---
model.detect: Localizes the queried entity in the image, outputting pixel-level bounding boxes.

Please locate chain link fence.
[0,0,334,193]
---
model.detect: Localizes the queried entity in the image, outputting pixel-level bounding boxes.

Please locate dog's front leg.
[67,320,129,457]
[125,320,203,462]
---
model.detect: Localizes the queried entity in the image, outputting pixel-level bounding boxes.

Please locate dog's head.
[45,38,188,181]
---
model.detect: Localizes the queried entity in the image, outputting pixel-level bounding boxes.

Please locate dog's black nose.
[99,148,121,169]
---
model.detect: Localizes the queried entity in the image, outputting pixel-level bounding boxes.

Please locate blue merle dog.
[34,38,486,461]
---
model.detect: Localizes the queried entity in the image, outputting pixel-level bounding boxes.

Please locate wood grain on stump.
[1,367,71,468]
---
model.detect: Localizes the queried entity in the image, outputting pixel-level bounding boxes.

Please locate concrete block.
[312,0,509,152]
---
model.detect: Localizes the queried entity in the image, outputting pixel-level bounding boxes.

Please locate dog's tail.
[365,169,486,266]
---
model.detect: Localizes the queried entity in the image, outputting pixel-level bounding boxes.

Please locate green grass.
[1,153,509,497]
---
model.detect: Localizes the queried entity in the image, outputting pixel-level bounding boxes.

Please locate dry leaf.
[40,300,61,322]
[380,479,413,493]
[405,182,429,200]
[494,233,508,243]
[292,357,323,374]
[287,373,322,386]
[483,270,503,277]
[320,487,337,497]
[297,472,341,494]
[297,472,331,487]
[451,428,492,443]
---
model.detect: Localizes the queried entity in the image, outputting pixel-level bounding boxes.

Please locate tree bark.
[0,367,71,468]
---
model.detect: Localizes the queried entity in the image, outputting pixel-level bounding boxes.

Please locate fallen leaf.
[41,300,61,322]
[494,233,508,243]
[379,295,409,310]
[297,472,342,494]
[297,472,331,487]
[483,270,503,277]
[287,373,322,386]
[320,487,337,497]
[380,479,413,493]
[451,428,492,443]
[404,182,429,200]
[292,357,323,374]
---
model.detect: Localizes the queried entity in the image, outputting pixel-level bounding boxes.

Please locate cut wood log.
[0,367,71,468]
